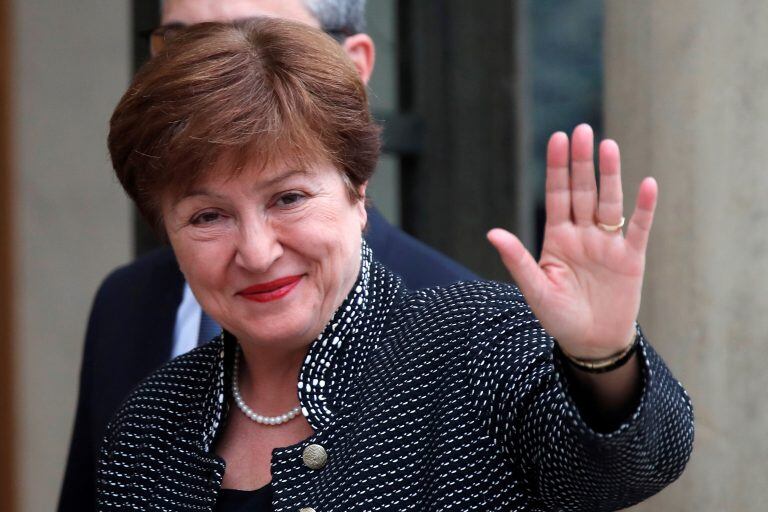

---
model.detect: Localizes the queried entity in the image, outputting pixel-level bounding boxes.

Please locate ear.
[356,182,368,230]
[342,34,375,85]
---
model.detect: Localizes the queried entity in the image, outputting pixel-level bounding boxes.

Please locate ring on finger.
[597,216,625,232]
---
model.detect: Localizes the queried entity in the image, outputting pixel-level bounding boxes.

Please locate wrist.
[559,323,640,374]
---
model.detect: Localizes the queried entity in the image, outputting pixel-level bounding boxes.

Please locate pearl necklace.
[232,346,302,426]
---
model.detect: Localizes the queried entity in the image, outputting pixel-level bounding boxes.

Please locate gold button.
[302,443,328,470]
[299,508,316,512]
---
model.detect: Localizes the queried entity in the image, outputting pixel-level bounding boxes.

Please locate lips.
[238,275,303,303]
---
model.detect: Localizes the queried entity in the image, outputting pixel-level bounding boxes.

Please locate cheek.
[282,208,360,276]
[171,234,234,291]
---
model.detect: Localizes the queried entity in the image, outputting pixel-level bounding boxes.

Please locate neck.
[236,343,305,415]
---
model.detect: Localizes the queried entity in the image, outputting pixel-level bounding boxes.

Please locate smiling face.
[163,159,367,352]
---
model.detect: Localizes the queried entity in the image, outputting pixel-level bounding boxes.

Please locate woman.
[98,18,693,511]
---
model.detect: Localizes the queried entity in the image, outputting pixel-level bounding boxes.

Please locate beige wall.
[606,1,768,510]
[13,0,132,510]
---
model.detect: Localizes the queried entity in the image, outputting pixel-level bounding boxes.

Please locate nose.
[233,215,283,273]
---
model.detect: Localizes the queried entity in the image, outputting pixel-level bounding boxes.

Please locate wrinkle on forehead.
[165,142,328,204]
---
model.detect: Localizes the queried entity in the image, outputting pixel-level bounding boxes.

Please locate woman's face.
[162,159,367,352]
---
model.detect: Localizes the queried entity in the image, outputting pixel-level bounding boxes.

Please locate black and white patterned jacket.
[96,245,694,511]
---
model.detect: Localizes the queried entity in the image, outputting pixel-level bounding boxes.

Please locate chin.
[235,310,321,349]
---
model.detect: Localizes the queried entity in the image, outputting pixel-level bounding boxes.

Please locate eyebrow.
[172,169,314,207]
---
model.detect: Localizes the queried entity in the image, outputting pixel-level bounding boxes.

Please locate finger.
[487,228,547,306]
[625,177,658,254]
[570,124,598,226]
[597,139,624,230]
[545,132,571,226]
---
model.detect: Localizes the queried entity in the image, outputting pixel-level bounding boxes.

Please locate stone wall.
[13,1,132,510]
[605,1,768,509]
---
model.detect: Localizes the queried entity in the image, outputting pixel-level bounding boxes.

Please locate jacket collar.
[297,240,380,430]
[198,240,404,450]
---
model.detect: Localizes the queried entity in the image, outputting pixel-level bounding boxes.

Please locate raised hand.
[488,124,657,360]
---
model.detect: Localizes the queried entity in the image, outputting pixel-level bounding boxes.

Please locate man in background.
[57,1,476,510]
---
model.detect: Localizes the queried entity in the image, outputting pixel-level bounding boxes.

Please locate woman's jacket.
[96,243,694,511]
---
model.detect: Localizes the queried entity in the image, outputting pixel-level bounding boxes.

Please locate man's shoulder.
[81,245,184,456]
[365,207,478,289]
[99,246,178,290]
[93,246,181,306]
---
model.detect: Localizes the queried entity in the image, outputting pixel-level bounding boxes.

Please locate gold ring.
[597,216,625,232]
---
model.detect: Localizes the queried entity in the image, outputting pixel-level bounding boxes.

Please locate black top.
[96,243,693,511]
[215,485,274,512]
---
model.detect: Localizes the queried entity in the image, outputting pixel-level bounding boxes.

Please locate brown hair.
[109,17,380,230]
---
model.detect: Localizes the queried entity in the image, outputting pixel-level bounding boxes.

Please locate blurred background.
[0,0,765,510]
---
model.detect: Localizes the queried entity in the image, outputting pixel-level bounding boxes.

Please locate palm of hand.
[488,124,657,359]
[533,222,644,357]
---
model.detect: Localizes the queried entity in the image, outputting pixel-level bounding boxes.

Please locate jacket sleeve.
[57,291,101,512]
[58,248,184,511]
[467,284,694,511]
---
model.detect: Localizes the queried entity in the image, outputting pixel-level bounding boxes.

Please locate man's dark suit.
[57,208,477,511]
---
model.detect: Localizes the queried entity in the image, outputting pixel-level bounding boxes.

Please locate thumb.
[487,228,546,306]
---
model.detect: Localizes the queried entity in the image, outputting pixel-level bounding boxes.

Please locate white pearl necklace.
[232,346,302,426]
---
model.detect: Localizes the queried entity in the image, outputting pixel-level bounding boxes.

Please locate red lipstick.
[238,275,302,303]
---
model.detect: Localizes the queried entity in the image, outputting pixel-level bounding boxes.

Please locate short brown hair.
[109,17,381,230]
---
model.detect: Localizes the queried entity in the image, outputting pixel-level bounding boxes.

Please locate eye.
[275,192,307,208]
[190,210,223,226]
